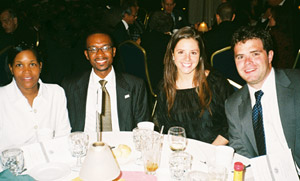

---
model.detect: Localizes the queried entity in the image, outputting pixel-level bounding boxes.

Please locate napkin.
[0,169,35,181]
[114,171,157,181]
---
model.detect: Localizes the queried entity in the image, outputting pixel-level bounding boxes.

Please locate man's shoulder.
[226,86,248,105]
[275,69,300,84]
[116,72,146,89]
[61,70,90,89]
[116,72,144,83]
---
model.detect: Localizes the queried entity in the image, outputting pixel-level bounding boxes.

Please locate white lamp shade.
[79,142,120,181]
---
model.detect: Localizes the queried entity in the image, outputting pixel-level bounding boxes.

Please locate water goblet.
[68,132,89,171]
[168,126,187,152]
[1,148,25,175]
[132,127,152,165]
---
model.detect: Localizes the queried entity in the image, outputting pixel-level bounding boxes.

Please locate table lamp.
[198,22,208,32]
[79,142,120,181]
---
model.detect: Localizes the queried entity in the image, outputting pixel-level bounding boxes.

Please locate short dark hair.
[85,29,114,49]
[149,11,173,33]
[216,2,234,21]
[7,42,41,66]
[231,26,273,53]
[121,1,136,17]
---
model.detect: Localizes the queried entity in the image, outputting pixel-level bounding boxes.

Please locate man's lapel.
[275,69,296,149]
[115,73,131,131]
[73,72,89,131]
[239,86,259,155]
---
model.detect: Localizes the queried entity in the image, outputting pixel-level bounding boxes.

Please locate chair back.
[118,40,157,98]
[211,46,245,85]
[292,49,300,69]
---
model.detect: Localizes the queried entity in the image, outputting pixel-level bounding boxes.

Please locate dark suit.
[225,69,300,166]
[167,9,188,30]
[112,21,131,46]
[61,70,150,132]
[203,21,240,59]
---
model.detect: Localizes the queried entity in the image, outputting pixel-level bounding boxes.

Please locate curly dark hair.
[231,26,273,53]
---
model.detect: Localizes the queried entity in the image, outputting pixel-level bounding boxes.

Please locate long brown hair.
[163,26,212,116]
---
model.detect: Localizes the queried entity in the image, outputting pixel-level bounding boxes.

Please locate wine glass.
[68,132,89,171]
[132,127,152,165]
[168,126,187,152]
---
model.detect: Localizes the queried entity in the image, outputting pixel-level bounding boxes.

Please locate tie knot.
[255,90,264,102]
[99,80,107,87]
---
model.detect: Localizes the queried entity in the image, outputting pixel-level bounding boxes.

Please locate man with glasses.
[113,2,138,46]
[62,30,150,133]
[161,0,188,32]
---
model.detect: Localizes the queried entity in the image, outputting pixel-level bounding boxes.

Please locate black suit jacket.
[61,70,150,132]
[203,21,240,59]
[112,21,131,46]
[225,69,300,166]
[171,9,189,30]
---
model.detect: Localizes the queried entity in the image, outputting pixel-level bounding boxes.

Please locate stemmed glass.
[68,132,89,171]
[168,126,187,152]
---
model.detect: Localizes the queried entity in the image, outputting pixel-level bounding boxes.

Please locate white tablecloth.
[19,131,253,181]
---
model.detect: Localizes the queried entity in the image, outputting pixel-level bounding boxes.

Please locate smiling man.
[225,26,300,170]
[62,30,150,133]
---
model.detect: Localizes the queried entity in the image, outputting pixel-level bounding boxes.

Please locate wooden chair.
[118,40,157,118]
[118,40,157,99]
[292,49,300,69]
[211,46,245,85]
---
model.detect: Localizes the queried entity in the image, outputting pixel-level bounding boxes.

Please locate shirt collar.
[279,0,285,6]
[121,20,129,30]
[248,68,275,105]
[11,78,45,103]
[91,67,116,87]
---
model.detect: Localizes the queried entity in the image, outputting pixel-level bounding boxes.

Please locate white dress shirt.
[0,79,71,150]
[84,68,120,134]
[248,68,289,154]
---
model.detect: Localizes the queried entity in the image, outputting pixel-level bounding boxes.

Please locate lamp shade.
[198,22,208,32]
[79,142,120,181]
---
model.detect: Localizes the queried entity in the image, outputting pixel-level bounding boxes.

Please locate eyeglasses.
[87,45,112,53]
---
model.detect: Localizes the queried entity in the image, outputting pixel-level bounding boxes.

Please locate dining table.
[7,131,254,181]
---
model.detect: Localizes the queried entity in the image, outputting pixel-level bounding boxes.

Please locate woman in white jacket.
[0,43,71,150]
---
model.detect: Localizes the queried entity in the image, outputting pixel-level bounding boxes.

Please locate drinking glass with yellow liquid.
[141,131,163,175]
[168,126,187,152]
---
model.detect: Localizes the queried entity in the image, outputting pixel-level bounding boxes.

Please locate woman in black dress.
[155,26,234,145]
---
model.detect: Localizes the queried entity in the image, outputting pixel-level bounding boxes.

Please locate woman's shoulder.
[0,81,14,94]
[41,81,65,95]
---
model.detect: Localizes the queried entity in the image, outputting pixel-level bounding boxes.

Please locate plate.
[28,162,71,181]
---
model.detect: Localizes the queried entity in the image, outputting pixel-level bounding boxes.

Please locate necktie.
[99,80,112,131]
[252,90,266,156]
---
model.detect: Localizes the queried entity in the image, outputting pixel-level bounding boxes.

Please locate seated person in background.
[0,8,38,86]
[62,30,150,133]
[0,43,71,150]
[161,0,188,32]
[225,26,300,167]
[141,11,173,93]
[154,27,234,145]
[203,2,239,60]
[267,6,296,69]
[112,1,138,46]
